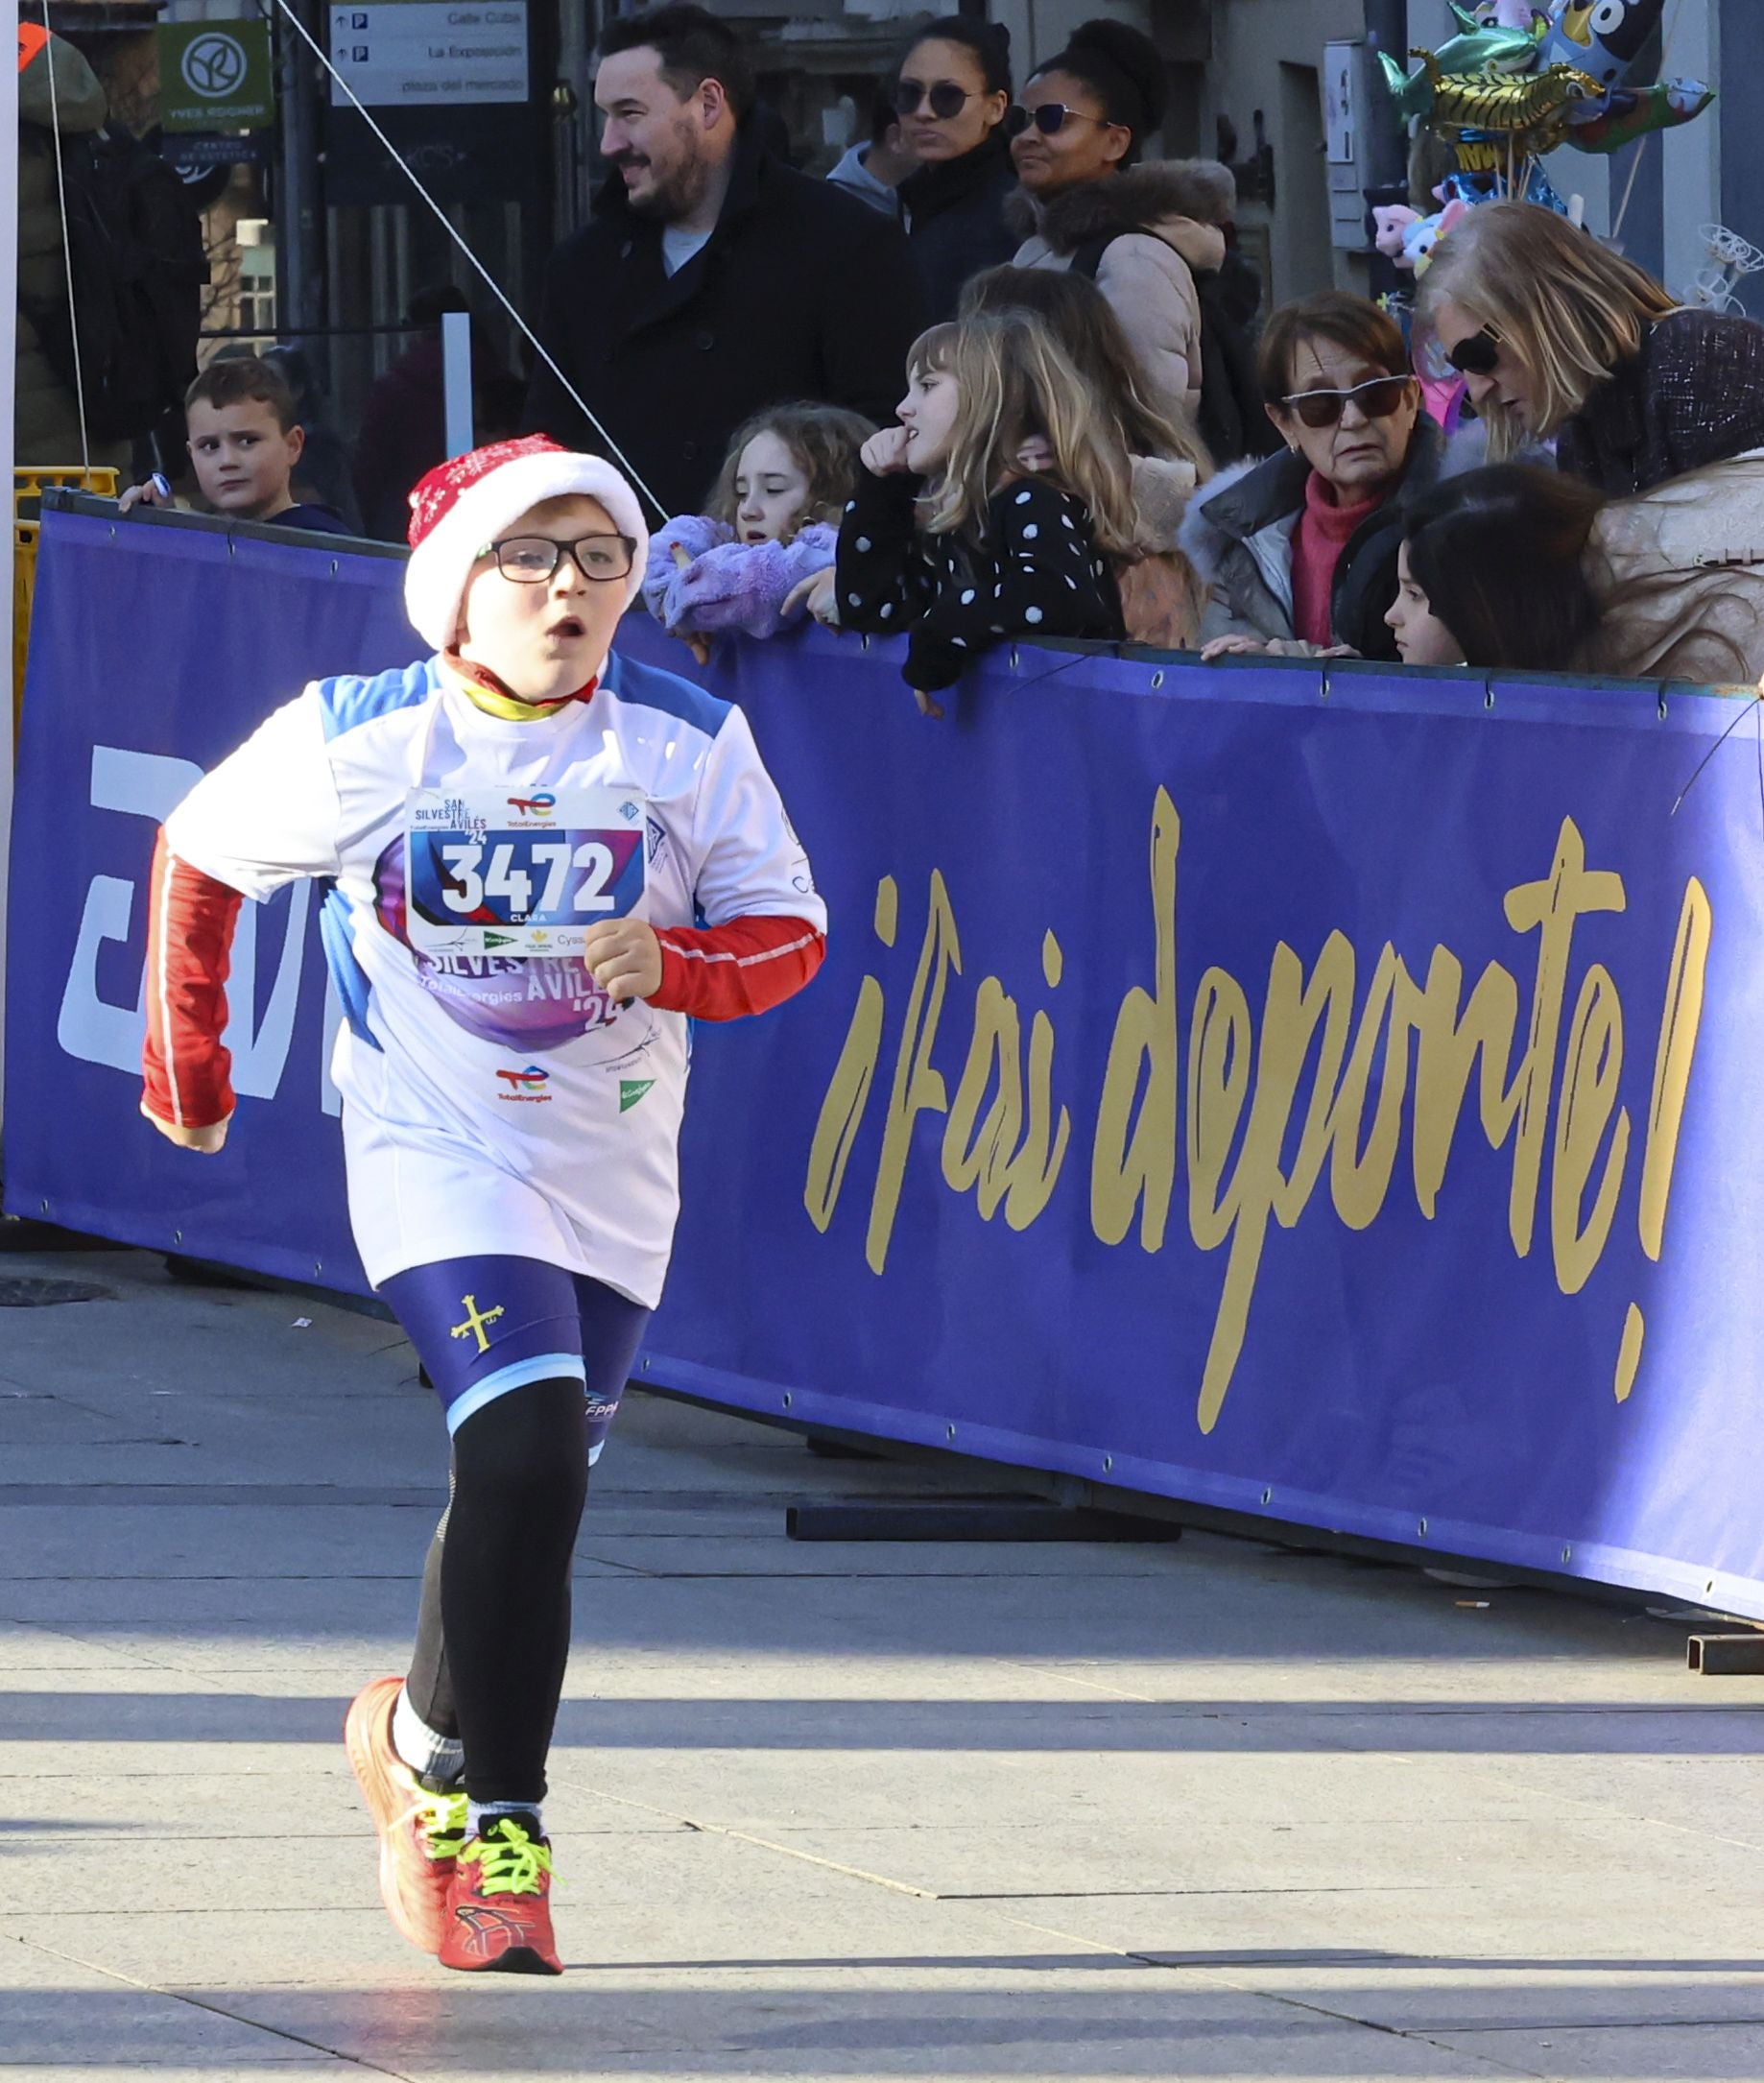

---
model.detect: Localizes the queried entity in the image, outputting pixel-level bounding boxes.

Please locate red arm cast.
[141,830,244,1132]
[650,914,825,1022]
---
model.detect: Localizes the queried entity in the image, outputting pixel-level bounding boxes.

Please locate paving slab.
[4,1246,1763,2081]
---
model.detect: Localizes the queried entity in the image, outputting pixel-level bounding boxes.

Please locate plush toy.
[1402,198,1471,274]
[1373,204,1423,262]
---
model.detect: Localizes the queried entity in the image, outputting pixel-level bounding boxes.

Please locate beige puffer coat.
[1008,163,1228,429]
[15,34,131,471]
[1593,449,1764,685]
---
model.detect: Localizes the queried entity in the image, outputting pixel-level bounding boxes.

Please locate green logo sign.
[619,1079,656,1113]
[157,21,274,132]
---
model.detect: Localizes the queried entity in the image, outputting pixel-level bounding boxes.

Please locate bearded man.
[523,6,924,518]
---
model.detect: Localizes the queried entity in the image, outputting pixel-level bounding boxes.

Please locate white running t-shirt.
[162,650,823,1302]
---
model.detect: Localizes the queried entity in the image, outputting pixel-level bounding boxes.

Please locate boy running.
[139,437,825,1975]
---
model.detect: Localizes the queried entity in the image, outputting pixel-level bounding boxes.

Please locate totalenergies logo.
[508,791,557,820]
[495,1064,552,1102]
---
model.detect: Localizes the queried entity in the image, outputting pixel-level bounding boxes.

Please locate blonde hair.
[706,400,875,532]
[1418,202,1680,457]
[912,311,1137,555]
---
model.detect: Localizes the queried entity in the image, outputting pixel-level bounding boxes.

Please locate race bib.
[403,786,647,958]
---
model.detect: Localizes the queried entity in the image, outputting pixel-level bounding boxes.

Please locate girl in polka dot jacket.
[835,313,1130,712]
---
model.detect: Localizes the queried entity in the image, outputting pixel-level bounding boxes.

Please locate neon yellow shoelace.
[409,1787,469,1862]
[461,1820,553,1897]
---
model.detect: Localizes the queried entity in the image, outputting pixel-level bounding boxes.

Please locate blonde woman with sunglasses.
[1418,201,1764,498]
[1182,292,1441,660]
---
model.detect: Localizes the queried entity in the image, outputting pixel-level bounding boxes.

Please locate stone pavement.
[3,1245,1764,2082]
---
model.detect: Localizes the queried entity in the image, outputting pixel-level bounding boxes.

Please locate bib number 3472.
[404,785,648,958]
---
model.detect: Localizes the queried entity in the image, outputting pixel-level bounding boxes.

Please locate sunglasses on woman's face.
[1004,102,1116,138]
[894,79,979,119]
[1443,323,1504,377]
[1279,374,1415,429]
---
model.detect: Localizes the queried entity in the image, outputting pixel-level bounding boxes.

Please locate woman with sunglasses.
[891,17,1018,323]
[1005,19,1227,431]
[1418,201,1764,498]
[1183,291,1441,660]
[138,437,825,1976]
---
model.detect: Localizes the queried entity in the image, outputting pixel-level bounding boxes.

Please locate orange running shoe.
[343,1676,467,1954]
[439,1813,562,1975]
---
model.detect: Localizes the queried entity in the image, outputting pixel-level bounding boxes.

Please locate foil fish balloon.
[1400,49,1601,142]
[1434,1,1545,77]
[1378,2,1545,123]
[1565,77,1715,153]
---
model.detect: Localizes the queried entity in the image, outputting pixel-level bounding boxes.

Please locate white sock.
[391,1686,465,1785]
[469,1799,543,1838]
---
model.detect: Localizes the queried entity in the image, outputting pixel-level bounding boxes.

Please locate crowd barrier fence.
[9,496,1764,1616]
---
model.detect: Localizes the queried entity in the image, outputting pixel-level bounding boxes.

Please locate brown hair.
[185,355,298,432]
[958,265,1212,478]
[917,310,1137,555]
[1417,201,1680,457]
[706,401,875,531]
[1257,290,1408,405]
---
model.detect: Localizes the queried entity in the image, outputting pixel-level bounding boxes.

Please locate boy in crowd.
[120,355,353,534]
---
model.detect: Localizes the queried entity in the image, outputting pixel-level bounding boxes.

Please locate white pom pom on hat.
[403,435,651,652]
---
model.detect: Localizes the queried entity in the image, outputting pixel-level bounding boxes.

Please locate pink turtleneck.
[1291,471,1381,647]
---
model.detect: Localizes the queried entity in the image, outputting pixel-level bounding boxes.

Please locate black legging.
[405,1376,590,1806]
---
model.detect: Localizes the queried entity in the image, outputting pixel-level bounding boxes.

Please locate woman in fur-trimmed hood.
[1005,20,1228,427]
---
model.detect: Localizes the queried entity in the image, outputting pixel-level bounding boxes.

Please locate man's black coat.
[523,124,927,518]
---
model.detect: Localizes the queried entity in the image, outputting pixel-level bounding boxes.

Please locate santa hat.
[404,436,651,651]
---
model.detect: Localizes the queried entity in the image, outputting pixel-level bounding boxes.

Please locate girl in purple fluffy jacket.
[643,402,874,648]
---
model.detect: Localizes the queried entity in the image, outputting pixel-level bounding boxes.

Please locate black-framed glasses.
[1443,323,1504,377]
[1278,374,1416,429]
[1004,102,1119,138]
[894,79,979,119]
[484,534,635,584]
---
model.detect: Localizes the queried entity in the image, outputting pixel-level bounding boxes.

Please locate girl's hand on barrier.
[584,918,664,1005]
[784,569,840,626]
[139,1102,229,1154]
[1201,634,1274,662]
[913,687,944,719]
[1202,634,1359,663]
[861,426,914,477]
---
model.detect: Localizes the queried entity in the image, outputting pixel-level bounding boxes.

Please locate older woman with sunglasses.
[1182,292,1441,659]
[1006,18,1226,428]
[891,16,1018,323]
[1419,202,1764,498]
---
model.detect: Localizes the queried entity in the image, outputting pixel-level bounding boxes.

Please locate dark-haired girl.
[893,16,1019,321]
[1391,462,1764,684]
